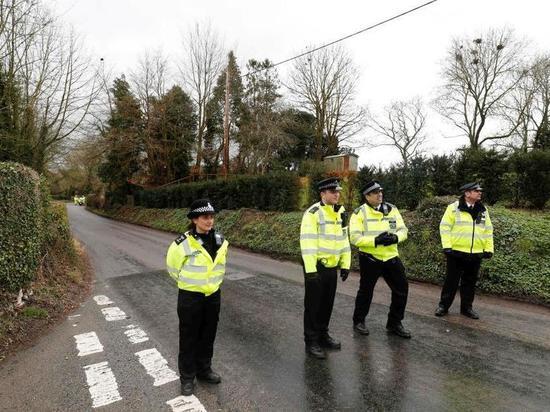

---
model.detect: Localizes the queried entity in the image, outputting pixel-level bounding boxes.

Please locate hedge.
[90,201,550,305]
[0,162,49,292]
[135,172,301,212]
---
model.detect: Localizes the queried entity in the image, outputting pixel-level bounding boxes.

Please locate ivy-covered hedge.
[0,162,49,292]
[90,200,550,305]
[135,172,301,212]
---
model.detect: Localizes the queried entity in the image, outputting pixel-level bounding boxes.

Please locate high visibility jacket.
[349,202,408,262]
[166,231,229,296]
[300,202,351,274]
[440,201,494,254]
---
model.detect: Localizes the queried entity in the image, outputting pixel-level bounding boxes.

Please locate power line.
[243,0,439,77]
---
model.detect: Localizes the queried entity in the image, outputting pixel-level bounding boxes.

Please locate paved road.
[1,204,549,411]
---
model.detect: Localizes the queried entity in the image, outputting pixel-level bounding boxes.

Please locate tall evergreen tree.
[148,85,196,184]
[98,76,143,199]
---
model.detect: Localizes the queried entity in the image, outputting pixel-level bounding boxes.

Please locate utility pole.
[222,63,231,176]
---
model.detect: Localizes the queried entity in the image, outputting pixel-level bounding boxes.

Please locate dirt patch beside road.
[0,239,93,362]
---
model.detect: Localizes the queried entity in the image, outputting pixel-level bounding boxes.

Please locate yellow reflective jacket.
[349,202,408,262]
[300,202,351,274]
[166,231,229,296]
[439,200,494,254]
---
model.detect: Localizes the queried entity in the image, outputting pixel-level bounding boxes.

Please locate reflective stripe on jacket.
[300,202,351,274]
[166,231,229,296]
[439,201,494,254]
[349,202,408,262]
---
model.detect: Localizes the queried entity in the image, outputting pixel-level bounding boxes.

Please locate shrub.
[0,162,47,292]
[509,150,550,209]
[135,172,300,212]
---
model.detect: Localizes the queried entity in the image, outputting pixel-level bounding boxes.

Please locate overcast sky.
[53,0,550,168]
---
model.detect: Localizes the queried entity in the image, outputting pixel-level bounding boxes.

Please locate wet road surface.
[1,205,549,411]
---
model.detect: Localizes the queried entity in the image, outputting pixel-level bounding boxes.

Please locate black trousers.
[303,262,337,345]
[439,253,481,310]
[177,288,221,382]
[353,254,408,327]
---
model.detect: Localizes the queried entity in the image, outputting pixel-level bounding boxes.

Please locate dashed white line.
[135,348,179,386]
[101,307,127,321]
[74,332,103,356]
[167,395,207,412]
[124,324,149,344]
[68,314,81,319]
[83,361,122,408]
[93,295,114,306]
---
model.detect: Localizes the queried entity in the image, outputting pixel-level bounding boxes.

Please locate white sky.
[53,0,550,168]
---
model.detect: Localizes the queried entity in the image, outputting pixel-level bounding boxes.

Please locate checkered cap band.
[190,204,215,214]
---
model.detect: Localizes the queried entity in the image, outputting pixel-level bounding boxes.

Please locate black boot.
[181,379,194,396]
[386,322,412,339]
[353,321,370,335]
[319,334,341,350]
[461,307,479,319]
[435,305,448,317]
[197,369,221,384]
[305,343,326,359]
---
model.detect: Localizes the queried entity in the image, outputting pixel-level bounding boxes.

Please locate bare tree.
[130,50,171,181]
[179,22,224,173]
[131,49,169,120]
[287,45,365,160]
[434,28,527,149]
[0,0,100,172]
[366,98,427,167]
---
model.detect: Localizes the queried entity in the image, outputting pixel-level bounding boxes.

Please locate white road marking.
[135,348,179,386]
[124,324,149,344]
[101,307,127,321]
[83,361,122,408]
[68,314,81,319]
[167,395,207,412]
[74,332,103,356]
[93,295,114,305]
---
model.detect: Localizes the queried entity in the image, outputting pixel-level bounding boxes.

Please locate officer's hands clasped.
[374,232,398,247]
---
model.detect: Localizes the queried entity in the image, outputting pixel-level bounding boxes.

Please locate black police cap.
[317,177,343,192]
[187,199,217,219]
[362,180,383,195]
[459,182,483,192]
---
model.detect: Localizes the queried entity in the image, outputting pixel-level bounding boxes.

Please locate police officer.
[349,180,411,338]
[435,183,494,319]
[300,177,351,359]
[166,199,229,396]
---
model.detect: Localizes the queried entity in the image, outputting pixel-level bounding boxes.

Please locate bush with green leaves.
[0,162,48,292]
[135,172,300,212]
[509,150,550,209]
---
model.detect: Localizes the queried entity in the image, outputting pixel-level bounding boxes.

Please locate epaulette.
[174,233,187,245]
[309,206,319,214]
[353,206,362,215]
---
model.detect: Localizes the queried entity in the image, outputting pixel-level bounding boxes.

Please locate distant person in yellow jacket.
[435,183,494,319]
[349,180,411,338]
[166,199,229,396]
[300,177,351,359]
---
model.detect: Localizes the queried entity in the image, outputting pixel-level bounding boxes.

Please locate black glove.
[443,248,452,255]
[483,252,493,259]
[340,269,349,281]
[382,233,398,246]
[375,232,390,246]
